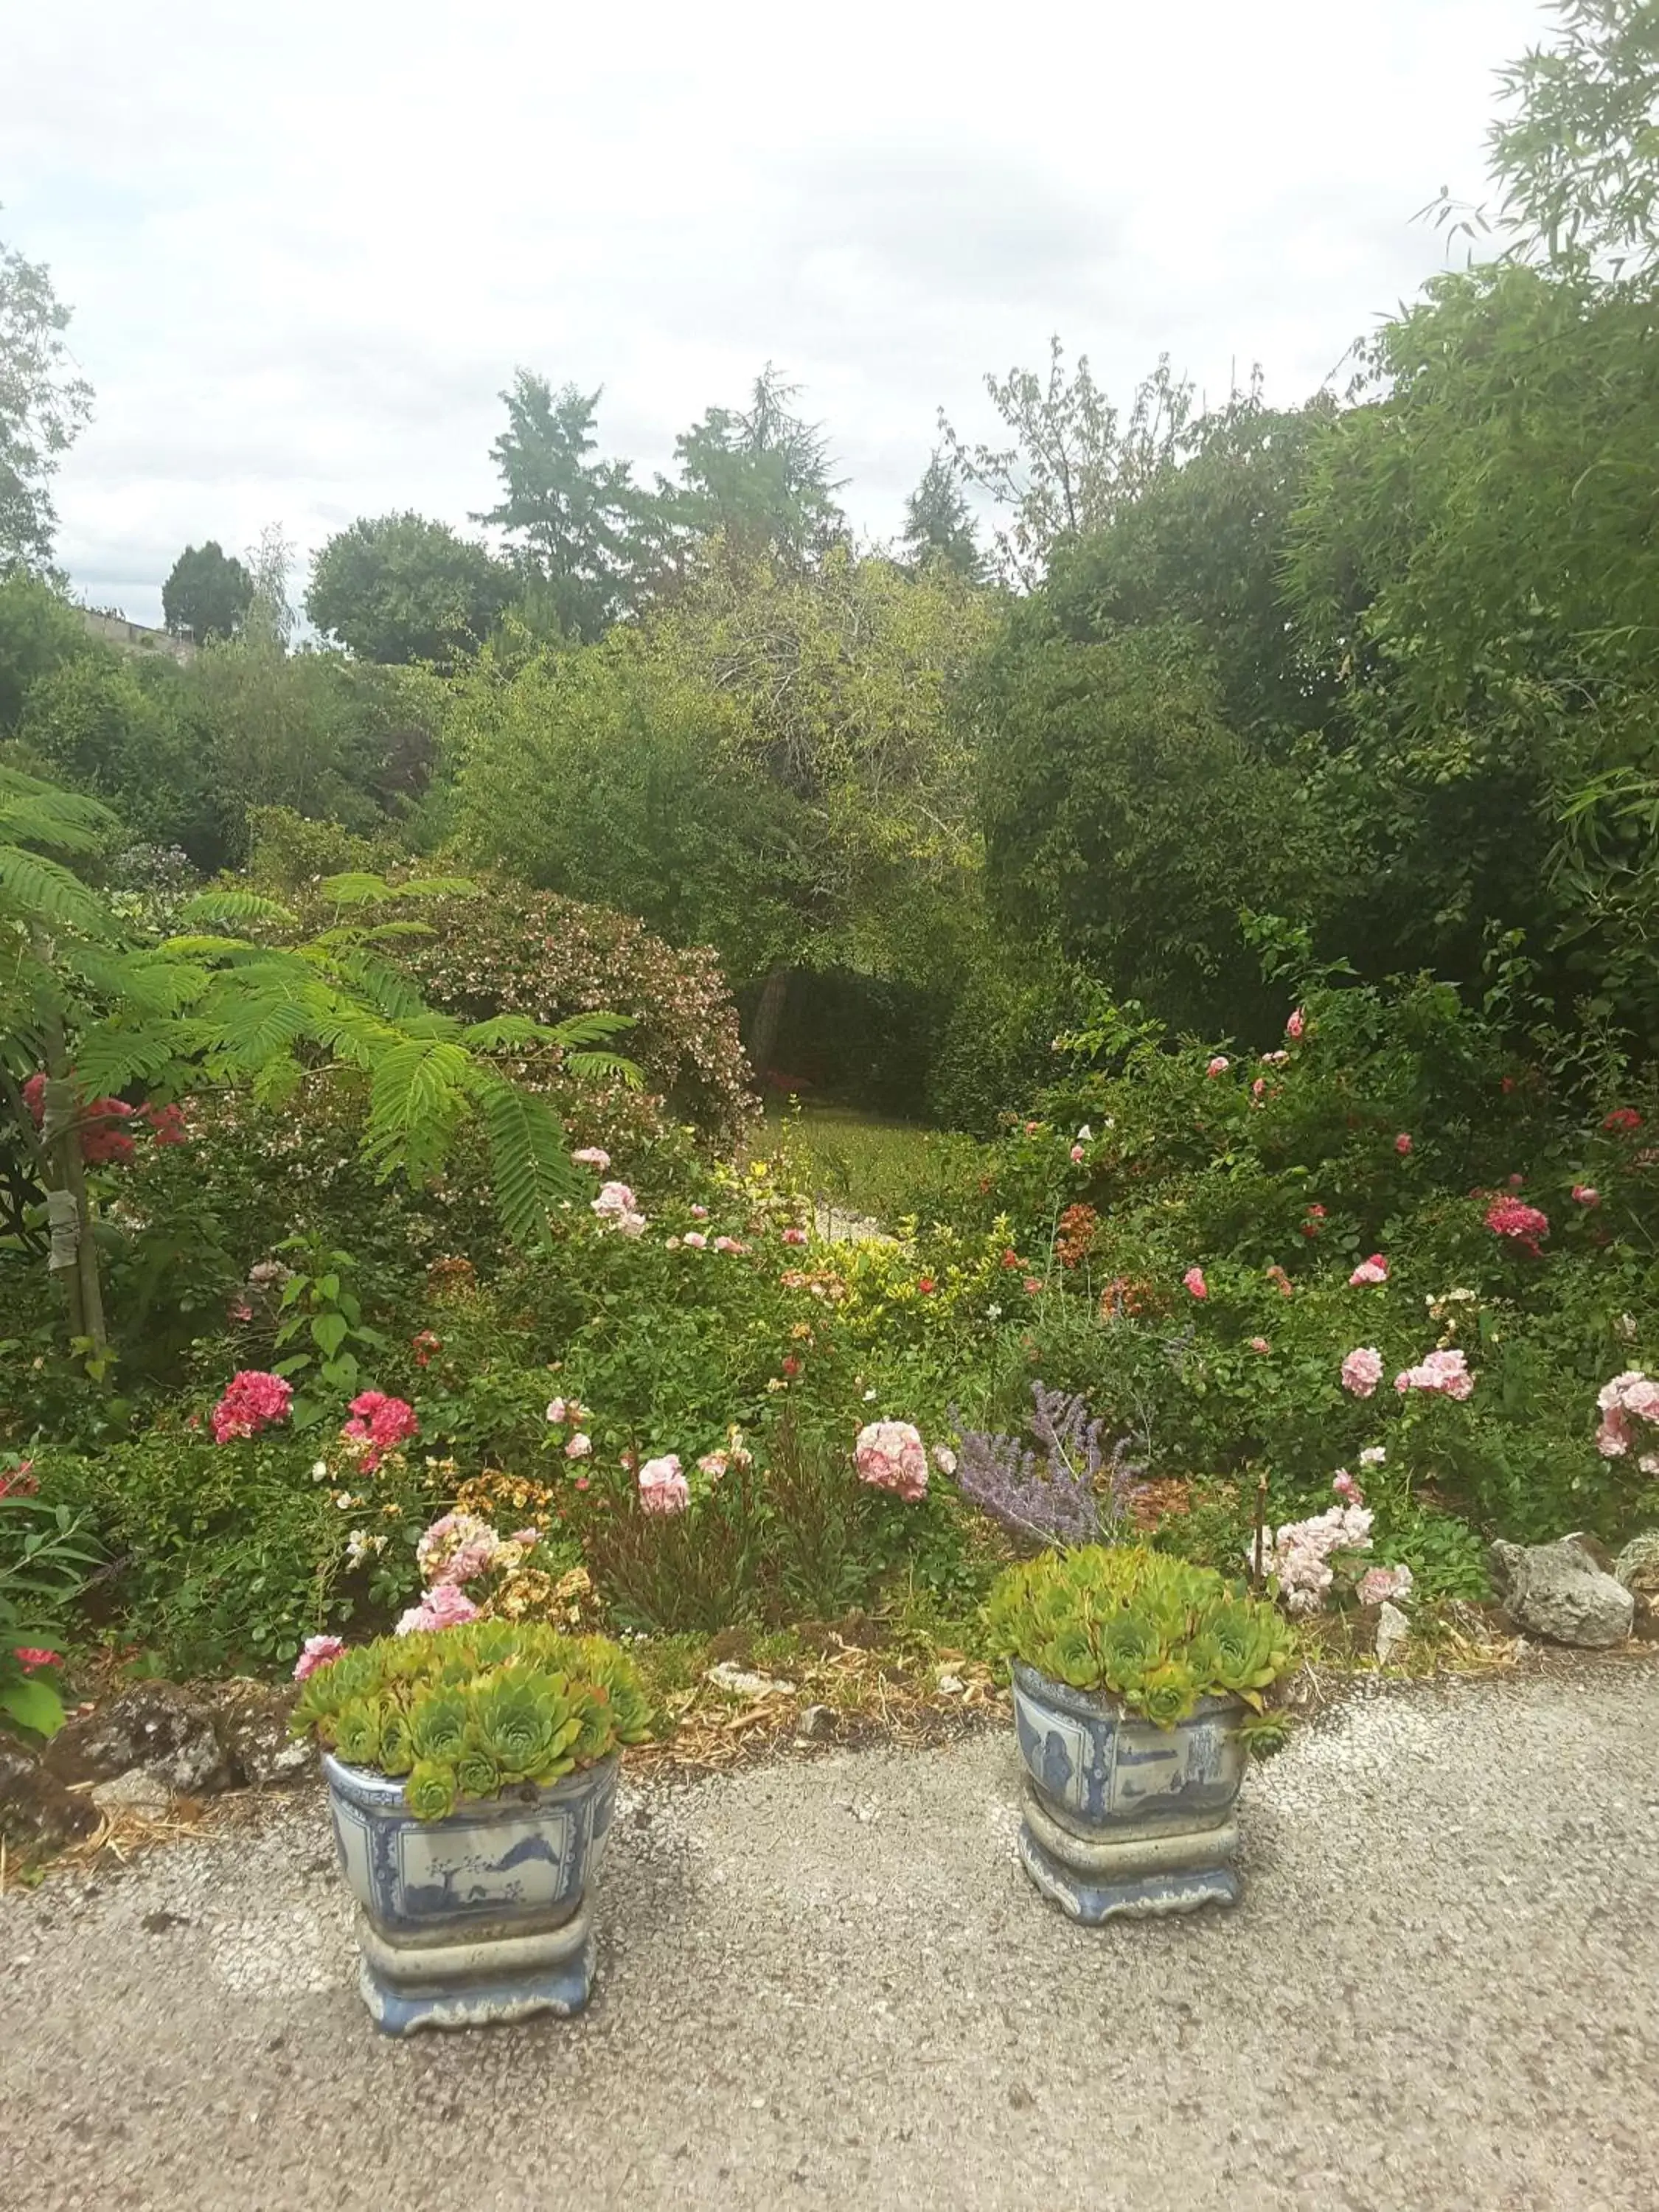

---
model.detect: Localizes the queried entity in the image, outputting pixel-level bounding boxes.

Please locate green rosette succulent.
[1136,1659,1201,1727]
[572,1638,653,1742]
[468,1677,582,1785]
[332,1696,397,1770]
[289,1625,655,1816]
[454,1737,505,1804]
[405,1759,459,1821]
[376,1704,416,1776]
[987,1543,1296,1731]
[408,1691,470,1765]
[1197,1600,1295,1709]
[1096,1614,1161,1689]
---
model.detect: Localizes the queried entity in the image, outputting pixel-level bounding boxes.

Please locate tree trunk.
[746,967,791,1082]
[40,1028,108,1358]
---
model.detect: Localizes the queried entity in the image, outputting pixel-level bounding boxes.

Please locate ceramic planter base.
[355,1900,596,2035]
[1019,1787,1240,1923]
[1010,1663,1248,1926]
[323,1750,617,2035]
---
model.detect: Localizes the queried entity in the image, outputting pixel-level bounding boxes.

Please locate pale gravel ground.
[4,1663,1658,2212]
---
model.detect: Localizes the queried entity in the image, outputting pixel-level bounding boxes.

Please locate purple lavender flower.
[952,1382,1141,1550]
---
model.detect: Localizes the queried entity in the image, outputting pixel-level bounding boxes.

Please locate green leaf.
[0,844,112,935]
[0,1671,66,1739]
[311,1312,349,1357]
[460,1014,563,1051]
[362,1037,472,1183]
[473,1073,578,1248]
[175,888,298,928]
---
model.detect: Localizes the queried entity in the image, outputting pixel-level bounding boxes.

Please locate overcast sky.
[8,0,1549,627]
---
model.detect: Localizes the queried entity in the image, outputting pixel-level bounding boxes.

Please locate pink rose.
[1248,1336,1271,1354]
[1183,1266,1208,1299]
[395,1583,479,1635]
[1341,1346,1384,1399]
[293,1634,346,1683]
[1357,1563,1414,1609]
[1395,1348,1475,1401]
[681,1231,708,1249]
[13,1646,62,1674]
[1394,1133,1412,1156]
[639,1454,689,1516]
[1286,1009,1305,1040]
[1332,1470,1363,1503]
[1069,1144,1085,1163]
[1349,1254,1389,1286]
[1206,1056,1229,1077]
[782,1226,808,1245]
[855,1420,928,1502]
[714,1236,746,1254]
[571,1146,611,1172]
[690,1205,709,1220]
[565,1432,593,1459]
[1572,1185,1600,1208]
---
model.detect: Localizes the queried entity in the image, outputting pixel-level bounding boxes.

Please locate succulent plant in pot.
[985,1545,1295,1924]
[290,1621,653,2033]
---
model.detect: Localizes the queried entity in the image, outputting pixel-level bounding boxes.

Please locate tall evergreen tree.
[900,451,984,581]
[473,373,642,642]
[662,366,846,578]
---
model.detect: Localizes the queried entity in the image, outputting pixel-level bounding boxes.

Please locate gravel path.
[4,1662,1658,2212]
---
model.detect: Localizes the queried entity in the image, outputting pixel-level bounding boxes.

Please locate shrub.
[395,880,755,1153]
[33,1427,443,1674]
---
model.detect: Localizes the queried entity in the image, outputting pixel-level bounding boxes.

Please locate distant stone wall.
[77,608,197,664]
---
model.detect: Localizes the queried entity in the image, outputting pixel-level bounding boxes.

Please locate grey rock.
[1561,1530,1616,1574]
[91,1770,172,1818]
[1375,1601,1411,1666]
[1488,1538,1635,1648]
[46,1681,234,1795]
[705,1662,792,1698]
[796,1704,836,1742]
[220,1691,311,1788]
[0,1742,100,1854]
[1614,1530,1659,1638]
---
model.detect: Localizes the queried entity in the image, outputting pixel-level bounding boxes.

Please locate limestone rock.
[46,1680,234,1795]
[1488,1537,1634,1648]
[1561,1531,1616,1575]
[91,1769,172,1818]
[220,1688,311,1788]
[706,1662,792,1697]
[0,1742,100,1854]
[1614,1531,1659,1638]
[1375,1601,1411,1666]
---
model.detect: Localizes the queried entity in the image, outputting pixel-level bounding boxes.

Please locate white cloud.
[6,0,1549,625]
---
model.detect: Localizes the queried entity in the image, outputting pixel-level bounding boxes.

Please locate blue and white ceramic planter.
[323,1750,619,2034]
[1011,1662,1247,1924]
